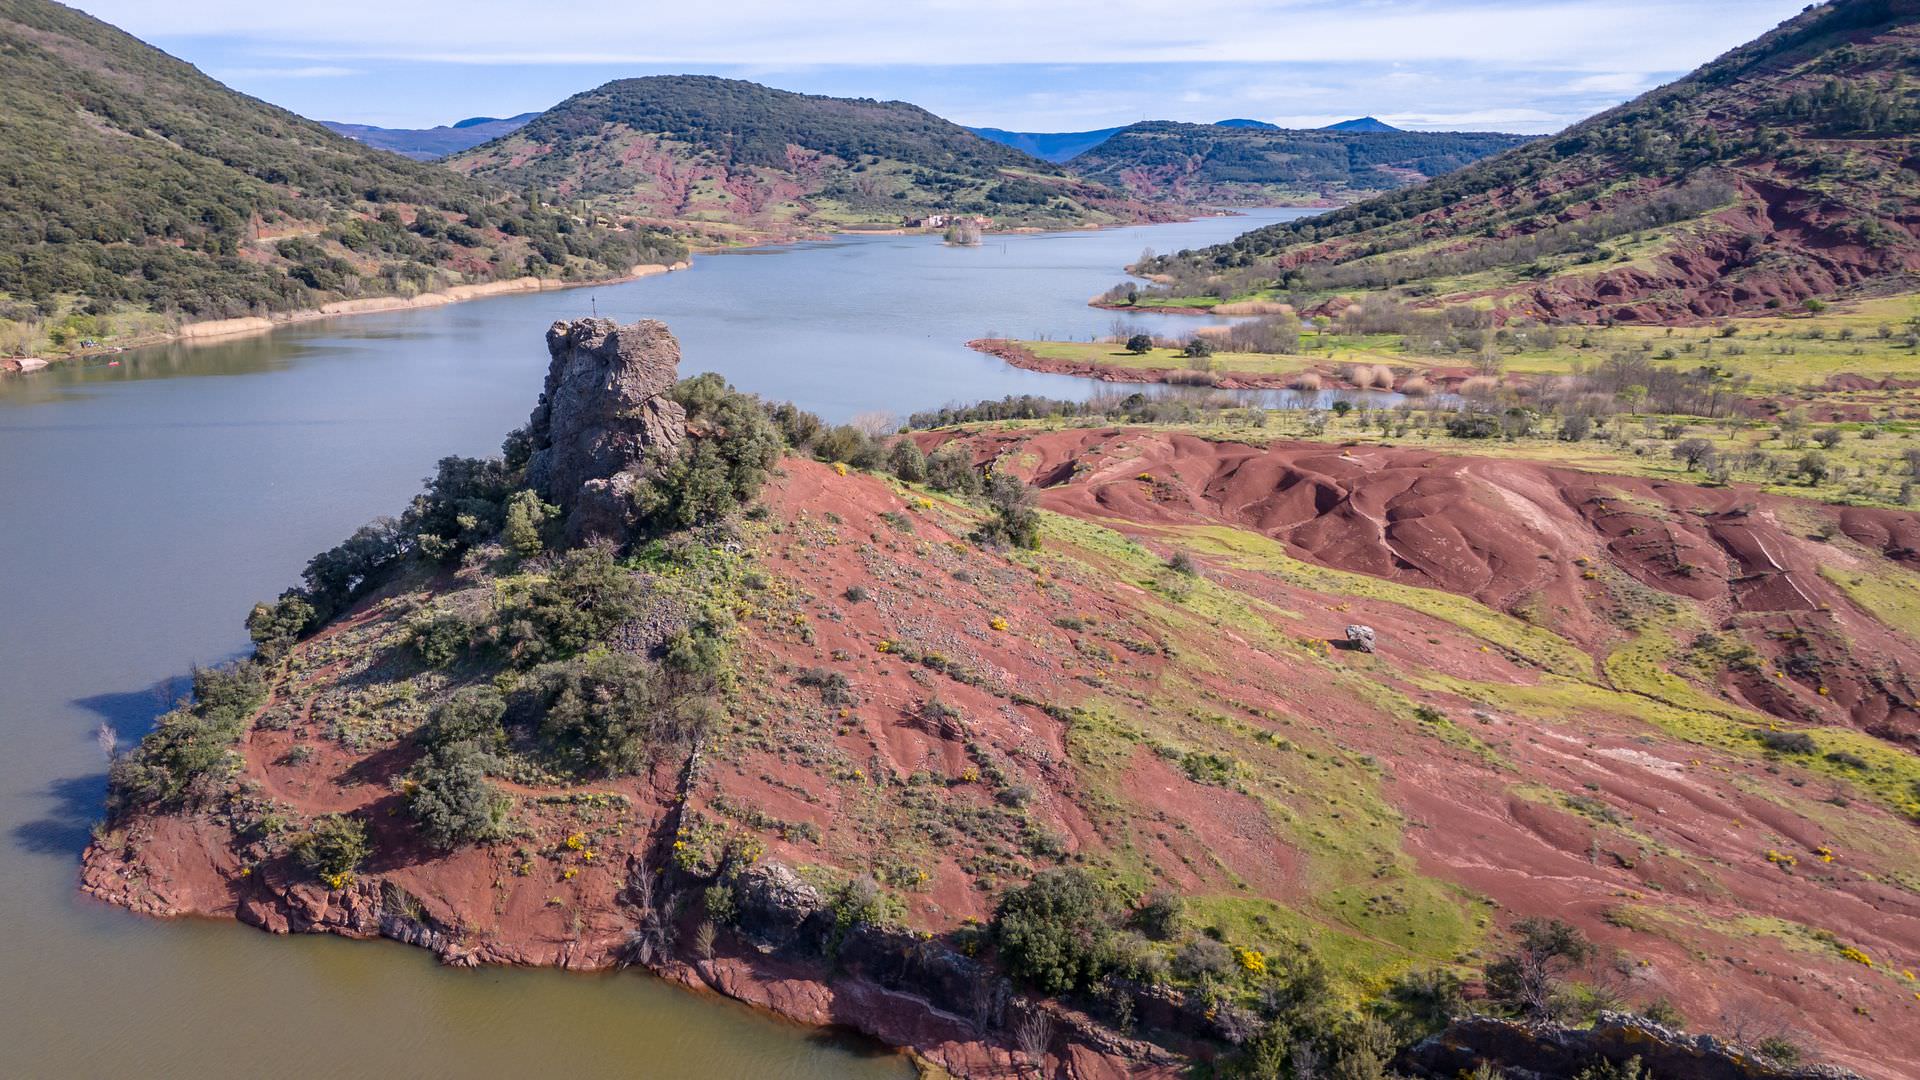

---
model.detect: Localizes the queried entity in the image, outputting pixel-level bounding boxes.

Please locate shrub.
[768,401,824,451]
[925,444,981,494]
[812,425,883,469]
[420,687,507,752]
[301,517,408,619]
[407,740,510,848]
[246,593,315,660]
[525,652,712,776]
[631,374,783,532]
[1131,888,1185,941]
[405,455,514,563]
[971,471,1041,550]
[1754,728,1817,754]
[1384,968,1466,1037]
[887,438,928,483]
[1170,936,1234,982]
[1168,551,1197,576]
[107,663,267,812]
[492,543,642,664]
[993,868,1121,995]
[407,612,471,669]
[1446,412,1502,439]
[292,813,371,885]
[1125,333,1153,354]
[501,489,557,558]
[1483,917,1593,1020]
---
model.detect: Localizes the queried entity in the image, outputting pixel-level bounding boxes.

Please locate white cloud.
[212,64,359,79]
[86,0,1807,70]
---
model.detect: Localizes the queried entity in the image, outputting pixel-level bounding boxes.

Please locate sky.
[79,0,1813,134]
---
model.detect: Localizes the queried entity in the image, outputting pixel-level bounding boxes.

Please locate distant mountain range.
[1154,0,1920,323]
[1052,121,1530,205]
[321,113,539,160]
[964,126,1127,164]
[446,76,1171,238]
[971,116,1422,163]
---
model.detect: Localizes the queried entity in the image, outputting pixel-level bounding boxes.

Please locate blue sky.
[79,0,1811,134]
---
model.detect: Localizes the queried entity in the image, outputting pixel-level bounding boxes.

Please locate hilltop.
[1144,0,1920,323]
[1322,117,1400,133]
[967,125,1128,164]
[322,113,540,160]
[82,319,1920,1079]
[0,0,682,357]
[448,76,1171,239]
[1062,121,1531,206]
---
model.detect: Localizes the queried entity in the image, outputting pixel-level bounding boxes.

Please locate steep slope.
[0,0,681,352]
[1154,0,1920,324]
[322,113,540,160]
[1064,120,1531,206]
[967,125,1126,163]
[448,77,1169,237]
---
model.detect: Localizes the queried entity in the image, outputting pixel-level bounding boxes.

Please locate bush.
[1483,917,1592,1020]
[406,455,514,563]
[1132,887,1185,940]
[525,652,712,776]
[925,444,981,494]
[107,663,268,812]
[1126,333,1153,354]
[971,471,1041,550]
[888,438,928,483]
[246,593,315,660]
[302,517,408,619]
[1445,412,1502,439]
[420,687,507,752]
[407,740,510,848]
[502,489,557,558]
[631,375,783,532]
[993,868,1121,995]
[1171,936,1234,982]
[813,424,884,469]
[1754,728,1817,754]
[492,543,642,664]
[292,813,371,885]
[407,612,471,669]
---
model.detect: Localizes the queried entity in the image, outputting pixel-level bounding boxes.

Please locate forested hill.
[448,76,1170,236]
[322,113,540,160]
[0,0,682,355]
[1148,0,1920,324]
[1063,121,1531,205]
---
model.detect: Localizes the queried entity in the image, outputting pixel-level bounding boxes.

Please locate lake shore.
[3,261,693,375]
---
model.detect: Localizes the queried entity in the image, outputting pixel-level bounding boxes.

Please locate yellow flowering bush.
[1235,947,1268,976]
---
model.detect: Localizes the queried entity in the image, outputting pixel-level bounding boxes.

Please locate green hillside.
[0,0,682,355]
[1143,0,1920,323]
[449,76,1165,236]
[1064,121,1530,205]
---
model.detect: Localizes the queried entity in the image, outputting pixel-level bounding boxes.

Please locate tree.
[926,444,981,494]
[992,868,1121,994]
[888,438,928,483]
[1182,337,1215,359]
[1672,438,1717,470]
[1797,450,1831,485]
[972,471,1041,550]
[502,489,557,558]
[1483,917,1593,1020]
[408,740,510,848]
[1125,333,1153,355]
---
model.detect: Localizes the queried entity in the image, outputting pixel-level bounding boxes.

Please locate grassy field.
[1057,294,1920,390]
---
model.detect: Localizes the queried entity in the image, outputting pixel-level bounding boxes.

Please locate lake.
[0,207,1312,1078]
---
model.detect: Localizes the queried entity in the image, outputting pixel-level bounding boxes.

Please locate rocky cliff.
[526,318,687,542]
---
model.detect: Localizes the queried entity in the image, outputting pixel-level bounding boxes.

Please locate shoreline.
[3,261,692,374]
[969,337,1307,390]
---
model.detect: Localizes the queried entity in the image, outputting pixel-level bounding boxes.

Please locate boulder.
[1345,624,1376,653]
[733,861,825,948]
[525,318,686,542]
